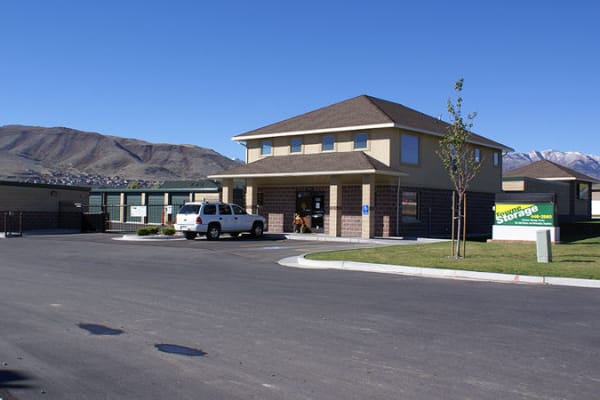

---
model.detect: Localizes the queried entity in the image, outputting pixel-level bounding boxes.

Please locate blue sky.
[1,0,598,161]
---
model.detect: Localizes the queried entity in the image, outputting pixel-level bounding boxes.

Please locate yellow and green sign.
[495,203,555,226]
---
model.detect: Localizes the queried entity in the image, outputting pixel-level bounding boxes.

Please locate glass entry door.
[296,191,325,233]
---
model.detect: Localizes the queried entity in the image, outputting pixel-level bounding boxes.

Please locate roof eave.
[208,169,407,179]
[391,124,514,152]
[232,123,396,141]
[232,122,513,152]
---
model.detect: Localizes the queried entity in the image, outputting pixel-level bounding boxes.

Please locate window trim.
[290,137,302,154]
[577,182,590,200]
[474,148,481,163]
[322,135,335,152]
[353,132,368,150]
[260,140,272,156]
[493,152,500,167]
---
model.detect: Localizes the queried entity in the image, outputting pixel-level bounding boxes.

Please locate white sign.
[130,205,147,217]
[165,205,173,214]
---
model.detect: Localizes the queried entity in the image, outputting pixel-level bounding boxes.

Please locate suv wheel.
[184,231,197,240]
[206,223,221,240]
[251,222,264,238]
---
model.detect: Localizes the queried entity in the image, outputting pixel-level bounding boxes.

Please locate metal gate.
[2,211,23,237]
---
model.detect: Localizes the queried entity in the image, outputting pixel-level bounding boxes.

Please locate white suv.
[175,202,266,240]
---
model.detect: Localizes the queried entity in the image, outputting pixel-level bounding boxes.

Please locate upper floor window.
[474,148,481,163]
[354,133,368,150]
[493,152,500,167]
[290,138,302,153]
[261,140,272,156]
[322,135,334,152]
[401,133,419,164]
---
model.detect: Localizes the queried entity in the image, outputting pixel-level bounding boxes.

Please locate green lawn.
[305,235,600,280]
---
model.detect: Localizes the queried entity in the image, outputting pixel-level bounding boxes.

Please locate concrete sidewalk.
[283,232,447,245]
[280,234,600,289]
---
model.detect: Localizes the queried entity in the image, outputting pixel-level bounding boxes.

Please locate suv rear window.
[178,204,201,214]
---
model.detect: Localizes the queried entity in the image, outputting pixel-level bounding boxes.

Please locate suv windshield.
[178,204,201,214]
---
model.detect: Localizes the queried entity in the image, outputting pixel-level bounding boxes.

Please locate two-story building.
[209,95,512,238]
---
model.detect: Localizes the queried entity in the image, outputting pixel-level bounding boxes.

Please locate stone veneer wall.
[257,187,296,233]
[340,186,362,237]
[254,184,494,238]
[374,185,398,237]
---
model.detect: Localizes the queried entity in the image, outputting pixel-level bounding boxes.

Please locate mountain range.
[503,150,600,181]
[0,125,240,187]
[1,125,599,187]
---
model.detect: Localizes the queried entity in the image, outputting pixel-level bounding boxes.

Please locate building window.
[261,141,272,156]
[493,152,500,167]
[474,148,481,163]
[577,183,590,200]
[322,135,334,152]
[401,133,419,164]
[400,133,419,164]
[354,133,368,150]
[290,138,302,153]
[401,191,419,222]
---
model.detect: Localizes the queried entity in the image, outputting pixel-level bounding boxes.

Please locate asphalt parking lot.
[1,233,599,400]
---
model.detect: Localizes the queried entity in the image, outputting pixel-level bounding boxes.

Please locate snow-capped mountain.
[504,150,600,180]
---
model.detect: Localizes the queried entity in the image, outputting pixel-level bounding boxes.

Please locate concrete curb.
[279,255,600,289]
[113,234,186,242]
[283,233,447,245]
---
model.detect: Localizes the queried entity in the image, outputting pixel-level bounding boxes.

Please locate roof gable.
[234,95,512,151]
[504,160,599,183]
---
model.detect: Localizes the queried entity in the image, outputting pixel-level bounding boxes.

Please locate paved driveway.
[0,233,599,399]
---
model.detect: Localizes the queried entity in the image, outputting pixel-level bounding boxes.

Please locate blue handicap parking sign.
[362,204,369,215]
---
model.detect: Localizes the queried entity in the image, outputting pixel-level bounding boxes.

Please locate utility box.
[536,229,552,263]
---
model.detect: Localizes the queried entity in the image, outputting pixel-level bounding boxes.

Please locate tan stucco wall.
[193,192,220,202]
[246,129,392,165]
[503,180,525,191]
[0,184,89,212]
[243,127,503,193]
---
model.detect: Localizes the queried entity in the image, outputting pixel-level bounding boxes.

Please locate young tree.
[437,78,481,258]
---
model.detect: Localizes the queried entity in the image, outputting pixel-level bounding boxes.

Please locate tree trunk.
[455,191,463,258]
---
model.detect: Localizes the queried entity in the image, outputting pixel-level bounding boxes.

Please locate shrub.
[162,227,176,236]
[136,226,160,236]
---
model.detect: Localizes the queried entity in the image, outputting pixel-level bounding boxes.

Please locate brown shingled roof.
[504,160,599,183]
[234,95,512,151]
[208,152,404,179]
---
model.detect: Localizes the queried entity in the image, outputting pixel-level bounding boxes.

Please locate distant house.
[503,160,598,222]
[209,95,512,238]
